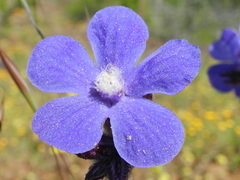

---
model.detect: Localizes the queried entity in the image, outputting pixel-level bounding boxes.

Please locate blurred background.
[0,0,240,179]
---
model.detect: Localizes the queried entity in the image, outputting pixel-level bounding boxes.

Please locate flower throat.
[94,64,124,98]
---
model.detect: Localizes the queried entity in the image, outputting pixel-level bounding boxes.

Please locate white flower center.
[94,64,124,97]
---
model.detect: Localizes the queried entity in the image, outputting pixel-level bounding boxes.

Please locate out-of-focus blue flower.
[208,28,240,97]
[27,6,201,167]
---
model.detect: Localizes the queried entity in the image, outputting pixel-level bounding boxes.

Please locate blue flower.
[208,28,240,97]
[27,6,201,167]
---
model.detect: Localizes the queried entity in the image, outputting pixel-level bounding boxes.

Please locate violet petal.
[127,39,201,96]
[32,96,108,153]
[235,86,240,97]
[27,35,98,95]
[208,64,235,92]
[87,6,148,77]
[109,97,184,167]
[209,28,240,61]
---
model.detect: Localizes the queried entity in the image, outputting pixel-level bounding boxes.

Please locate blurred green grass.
[1,0,240,180]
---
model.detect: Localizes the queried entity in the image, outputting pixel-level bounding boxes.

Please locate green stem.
[20,0,45,39]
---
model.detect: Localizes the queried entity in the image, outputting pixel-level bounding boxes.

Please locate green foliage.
[121,0,139,11]
[0,0,7,11]
[65,0,120,20]
[144,0,240,44]
[65,0,141,21]
[163,0,240,7]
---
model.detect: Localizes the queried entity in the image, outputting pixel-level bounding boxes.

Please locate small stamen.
[94,64,124,97]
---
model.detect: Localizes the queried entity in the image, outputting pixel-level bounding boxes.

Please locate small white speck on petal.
[127,135,132,140]
[142,150,146,154]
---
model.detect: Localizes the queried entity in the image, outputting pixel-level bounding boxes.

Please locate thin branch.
[58,152,76,180]
[0,49,37,112]
[0,93,4,132]
[84,6,91,22]
[51,147,68,180]
[19,2,75,179]
[20,0,45,39]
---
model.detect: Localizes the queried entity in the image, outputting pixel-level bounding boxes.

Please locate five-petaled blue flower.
[27,6,201,167]
[208,27,240,97]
